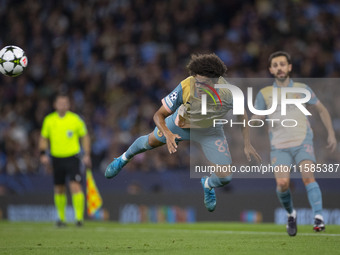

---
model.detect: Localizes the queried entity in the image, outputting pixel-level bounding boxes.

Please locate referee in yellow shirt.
[39,94,91,227]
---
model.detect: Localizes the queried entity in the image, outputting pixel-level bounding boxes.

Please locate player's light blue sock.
[207,173,232,188]
[306,182,323,216]
[276,189,293,214]
[124,135,153,160]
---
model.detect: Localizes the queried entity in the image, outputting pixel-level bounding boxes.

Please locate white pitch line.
[2,226,340,237]
[94,227,340,237]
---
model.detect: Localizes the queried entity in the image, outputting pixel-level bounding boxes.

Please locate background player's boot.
[201,176,216,212]
[105,155,129,179]
[287,210,297,236]
[56,220,67,227]
[76,221,83,227]
[313,217,325,232]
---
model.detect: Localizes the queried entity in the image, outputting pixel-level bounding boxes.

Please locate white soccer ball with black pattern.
[0,45,28,77]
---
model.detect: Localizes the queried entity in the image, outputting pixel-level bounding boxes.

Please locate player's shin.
[207,173,232,188]
[276,189,294,214]
[105,135,154,179]
[305,182,323,216]
[54,193,67,222]
[72,192,85,222]
[124,135,153,160]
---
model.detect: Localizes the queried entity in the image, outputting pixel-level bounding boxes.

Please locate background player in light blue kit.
[252,51,337,236]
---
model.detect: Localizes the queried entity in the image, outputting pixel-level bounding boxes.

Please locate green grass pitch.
[0,221,339,254]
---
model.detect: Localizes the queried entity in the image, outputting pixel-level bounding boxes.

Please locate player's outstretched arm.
[313,101,337,152]
[153,106,181,154]
[238,114,262,163]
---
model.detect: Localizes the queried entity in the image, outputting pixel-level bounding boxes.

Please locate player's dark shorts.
[153,114,232,165]
[51,155,82,185]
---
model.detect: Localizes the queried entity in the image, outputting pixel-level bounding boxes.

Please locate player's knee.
[69,181,82,194]
[54,185,66,194]
[148,133,164,148]
[302,177,315,186]
[148,139,158,148]
[276,179,289,192]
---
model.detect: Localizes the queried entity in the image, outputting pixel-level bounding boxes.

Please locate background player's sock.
[276,189,293,214]
[72,192,85,222]
[54,193,67,222]
[207,173,232,188]
[306,181,323,216]
[123,135,153,160]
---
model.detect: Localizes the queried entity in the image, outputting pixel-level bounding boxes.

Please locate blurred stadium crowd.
[0,0,339,194]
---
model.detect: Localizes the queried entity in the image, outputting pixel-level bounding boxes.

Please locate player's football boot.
[286,213,297,236]
[76,221,83,227]
[201,176,216,212]
[56,220,67,227]
[313,218,325,232]
[105,155,128,179]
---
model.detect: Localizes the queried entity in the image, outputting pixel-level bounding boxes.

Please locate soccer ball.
[0,45,28,77]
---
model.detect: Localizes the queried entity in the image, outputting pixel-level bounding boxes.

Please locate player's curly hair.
[186,53,227,78]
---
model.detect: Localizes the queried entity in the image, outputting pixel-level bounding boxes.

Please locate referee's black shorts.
[51,155,82,185]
